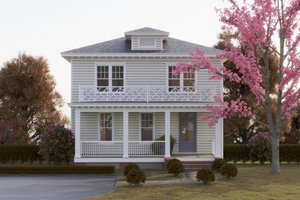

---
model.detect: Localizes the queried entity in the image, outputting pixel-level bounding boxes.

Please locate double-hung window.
[141,113,153,141]
[99,113,112,141]
[96,64,124,92]
[168,65,195,92]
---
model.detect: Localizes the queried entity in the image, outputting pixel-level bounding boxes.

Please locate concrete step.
[182,161,213,172]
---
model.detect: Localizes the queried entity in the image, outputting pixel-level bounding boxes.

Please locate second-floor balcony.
[78,85,216,103]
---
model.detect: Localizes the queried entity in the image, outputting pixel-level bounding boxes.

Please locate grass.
[88,164,300,200]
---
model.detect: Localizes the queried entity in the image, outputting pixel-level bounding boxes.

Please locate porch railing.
[129,141,165,157]
[79,85,216,102]
[80,141,123,157]
[80,141,165,158]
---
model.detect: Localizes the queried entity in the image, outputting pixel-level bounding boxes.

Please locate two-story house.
[61,27,223,168]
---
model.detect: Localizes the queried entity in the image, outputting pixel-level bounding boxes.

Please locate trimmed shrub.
[39,125,74,165]
[220,163,238,178]
[0,145,42,164]
[166,159,184,176]
[280,144,300,163]
[0,166,114,174]
[126,168,146,185]
[212,158,226,171]
[248,132,271,165]
[123,163,140,176]
[196,168,215,185]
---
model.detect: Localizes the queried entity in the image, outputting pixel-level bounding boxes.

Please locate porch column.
[123,111,129,158]
[74,110,81,159]
[214,118,224,158]
[165,111,171,158]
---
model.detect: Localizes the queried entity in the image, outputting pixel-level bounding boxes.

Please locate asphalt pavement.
[0,175,116,200]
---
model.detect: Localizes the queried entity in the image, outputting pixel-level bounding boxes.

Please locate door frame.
[179,112,197,152]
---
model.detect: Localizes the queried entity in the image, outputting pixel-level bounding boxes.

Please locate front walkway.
[0,175,116,200]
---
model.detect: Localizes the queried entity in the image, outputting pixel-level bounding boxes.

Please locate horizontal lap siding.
[80,112,98,141]
[154,112,164,139]
[126,63,166,86]
[114,113,123,141]
[129,112,139,141]
[198,68,222,97]
[170,113,179,154]
[197,113,215,154]
[72,61,95,102]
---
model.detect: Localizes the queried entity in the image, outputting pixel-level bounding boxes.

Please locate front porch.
[73,106,223,163]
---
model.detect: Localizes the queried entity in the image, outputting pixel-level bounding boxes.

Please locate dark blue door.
[179,113,197,152]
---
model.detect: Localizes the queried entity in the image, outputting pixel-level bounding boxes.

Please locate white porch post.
[214,118,224,158]
[165,111,171,158]
[123,111,129,158]
[75,110,81,159]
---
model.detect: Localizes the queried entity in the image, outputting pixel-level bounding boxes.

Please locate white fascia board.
[61,53,219,58]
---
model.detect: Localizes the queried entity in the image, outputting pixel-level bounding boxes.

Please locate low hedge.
[224,144,300,163]
[224,144,250,163]
[0,166,114,174]
[0,145,42,164]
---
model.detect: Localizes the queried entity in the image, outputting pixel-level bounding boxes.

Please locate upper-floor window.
[168,66,195,92]
[97,65,124,92]
[99,113,112,141]
[139,38,155,47]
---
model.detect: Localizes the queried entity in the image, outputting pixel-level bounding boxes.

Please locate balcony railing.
[79,86,216,102]
[80,141,165,158]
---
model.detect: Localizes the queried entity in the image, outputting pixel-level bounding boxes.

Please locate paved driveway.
[0,175,116,200]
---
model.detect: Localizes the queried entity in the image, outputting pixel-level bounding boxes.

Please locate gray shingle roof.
[124,27,169,36]
[62,37,221,56]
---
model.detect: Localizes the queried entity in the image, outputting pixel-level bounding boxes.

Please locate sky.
[0,0,227,119]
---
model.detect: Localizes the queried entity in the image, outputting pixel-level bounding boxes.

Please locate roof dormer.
[125,27,169,51]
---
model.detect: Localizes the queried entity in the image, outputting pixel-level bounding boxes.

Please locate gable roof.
[124,27,169,39]
[61,37,221,56]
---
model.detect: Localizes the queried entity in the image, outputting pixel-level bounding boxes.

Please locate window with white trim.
[141,113,153,141]
[97,66,109,91]
[96,65,124,92]
[99,113,112,141]
[168,65,195,92]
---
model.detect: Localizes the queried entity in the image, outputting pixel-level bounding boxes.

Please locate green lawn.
[89,164,300,200]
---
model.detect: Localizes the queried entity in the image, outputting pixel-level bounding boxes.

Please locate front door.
[179,112,197,152]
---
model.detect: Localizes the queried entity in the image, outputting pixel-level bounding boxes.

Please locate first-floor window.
[141,113,153,141]
[100,113,112,141]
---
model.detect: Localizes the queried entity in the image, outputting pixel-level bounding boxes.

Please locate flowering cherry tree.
[175,0,300,173]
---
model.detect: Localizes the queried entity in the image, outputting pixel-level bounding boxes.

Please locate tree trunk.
[271,130,280,173]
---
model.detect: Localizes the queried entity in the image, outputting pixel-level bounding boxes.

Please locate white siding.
[197,113,215,154]
[72,61,94,102]
[80,112,98,141]
[129,112,139,141]
[170,112,180,154]
[126,63,166,86]
[114,112,123,141]
[154,112,164,139]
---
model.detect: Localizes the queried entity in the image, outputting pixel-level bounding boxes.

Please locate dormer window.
[139,38,155,47]
[131,37,162,50]
[125,27,169,51]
